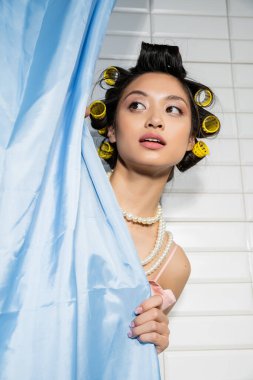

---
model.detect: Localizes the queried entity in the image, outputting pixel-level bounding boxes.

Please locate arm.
[158,245,191,314]
[129,245,191,353]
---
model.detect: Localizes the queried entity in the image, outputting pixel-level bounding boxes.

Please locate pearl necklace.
[145,231,173,276]
[122,204,162,225]
[141,217,166,265]
[106,170,173,275]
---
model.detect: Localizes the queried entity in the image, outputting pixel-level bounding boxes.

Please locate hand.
[128,295,170,354]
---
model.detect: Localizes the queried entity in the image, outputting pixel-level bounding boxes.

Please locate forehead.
[121,72,187,99]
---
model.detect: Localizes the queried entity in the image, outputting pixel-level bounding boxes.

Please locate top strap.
[152,243,178,282]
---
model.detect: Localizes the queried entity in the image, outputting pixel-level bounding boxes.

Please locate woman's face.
[108,72,194,174]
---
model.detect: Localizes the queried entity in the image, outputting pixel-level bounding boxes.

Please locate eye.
[129,101,146,110]
[166,105,182,115]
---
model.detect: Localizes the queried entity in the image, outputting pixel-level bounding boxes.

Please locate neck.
[108,162,171,217]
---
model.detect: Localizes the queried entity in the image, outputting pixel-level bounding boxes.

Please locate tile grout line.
[226,0,253,294]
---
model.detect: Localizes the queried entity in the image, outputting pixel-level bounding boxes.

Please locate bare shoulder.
[158,243,191,301]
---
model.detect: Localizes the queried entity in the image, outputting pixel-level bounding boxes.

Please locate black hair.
[90,42,220,181]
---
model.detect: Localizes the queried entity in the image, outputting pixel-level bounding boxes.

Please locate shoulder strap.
[152,243,178,282]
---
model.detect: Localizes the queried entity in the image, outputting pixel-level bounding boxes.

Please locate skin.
[87,72,194,354]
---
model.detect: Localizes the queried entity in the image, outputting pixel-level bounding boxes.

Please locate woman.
[87,42,220,354]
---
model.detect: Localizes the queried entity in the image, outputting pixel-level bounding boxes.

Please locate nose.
[145,113,164,129]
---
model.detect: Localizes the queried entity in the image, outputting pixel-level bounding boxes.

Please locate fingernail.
[129,321,135,328]
[134,306,143,315]
[127,330,133,338]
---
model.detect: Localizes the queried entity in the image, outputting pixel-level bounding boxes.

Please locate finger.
[84,107,90,118]
[135,295,163,315]
[129,319,169,339]
[132,307,168,327]
[137,332,169,353]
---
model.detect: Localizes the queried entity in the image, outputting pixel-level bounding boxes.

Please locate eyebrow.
[122,90,189,106]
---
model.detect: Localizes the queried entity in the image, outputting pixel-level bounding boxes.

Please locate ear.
[107,125,116,143]
[186,135,195,151]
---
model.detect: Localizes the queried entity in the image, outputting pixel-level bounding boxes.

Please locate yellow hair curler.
[98,127,107,136]
[89,100,106,120]
[103,66,119,86]
[194,89,213,107]
[98,141,114,159]
[192,141,210,158]
[202,115,220,134]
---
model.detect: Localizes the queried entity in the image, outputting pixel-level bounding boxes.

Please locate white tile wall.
[242,166,253,192]
[169,315,253,348]
[163,193,245,221]
[152,0,227,16]
[214,113,237,138]
[232,64,253,87]
[164,350,253,380]
[237,114,253,138]
[94,1,253,379]
[231,40,253,63]
[100,35,151,59]
[245,194,253,221]
[229,17,253,40]
[166,165,242,193]
[187,251,251,282]
[234,89,253,112]
[200,139,240,165]
[152,15,228,38]
[153,37,231,62]
[107,12,150,35]
[240,139,253,165]
[228,0,253,17]
[167,222,249,251]
[114,0,149,12]
[174,283,253,315]
[185,62,233,87]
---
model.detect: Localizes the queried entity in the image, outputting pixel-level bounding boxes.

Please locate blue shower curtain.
[0,0,161,379]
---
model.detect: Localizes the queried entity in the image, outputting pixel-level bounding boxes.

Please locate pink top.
[148,243,178,311]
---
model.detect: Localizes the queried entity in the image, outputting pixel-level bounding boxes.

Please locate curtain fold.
[0,0,161,378]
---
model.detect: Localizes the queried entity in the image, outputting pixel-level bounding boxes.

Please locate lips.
[139,133,166,145]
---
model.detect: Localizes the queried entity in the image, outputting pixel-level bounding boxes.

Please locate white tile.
[164,350,253,380]
[153,37,231,62]
[185,63,232,87]
[173,283,253,315]
[229,17,253,40]
[152,15,228,39]
[166,165,242,193]
[245,194,253,221]
[249,223,253,250]
[235,89,253,112]
[211,88,235,113]
[187,251,251,282]
[100,35,151,59]
[167,221,248,251]
[240,139,253,164]
[232,64,253,88]
[215,112,237,138]
[152,0,227,16]
[96,59,135,73]
[237,114,253,138]
[168,315,253,349]
[163,193,245,221]
[107,12,150,35]
[228,0,253,17]
[242,166,253,192]
[202,139,240,165]
[250,251,253,283]
[114,0,149,12]
[231,40,253,63]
